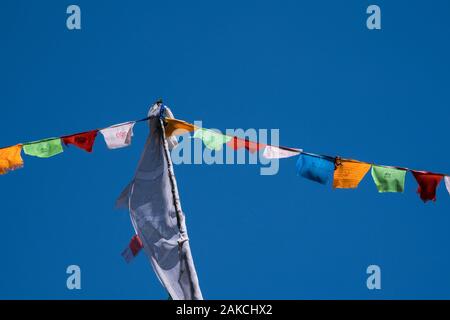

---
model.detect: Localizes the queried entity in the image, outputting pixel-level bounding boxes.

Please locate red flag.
[121,235,143,263]
[62,130,98,153]
[227,137,264,153]
[412,171,443,202]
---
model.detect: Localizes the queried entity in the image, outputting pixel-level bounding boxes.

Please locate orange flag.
[333,160,371,189]
[0,144,24,175]
[164,118,196,137]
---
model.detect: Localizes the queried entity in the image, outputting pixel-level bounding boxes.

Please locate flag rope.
[0,108,449,178]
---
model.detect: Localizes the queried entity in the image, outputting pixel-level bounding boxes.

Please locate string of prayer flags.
[333,160,371,189]
[121,235,144,263]
[100,122,135,149]
[1,112,449,204]
[371,165,406,193]
[411,171,443,202]
[445,176,450,196]
[0,145,24,175]
[262,145,301,159]
[23,138,63,158]
[296,154,335,185]
[193,128,231,151]
[227,137,264,153]
[164,118,196,137]
[62,130,98,153]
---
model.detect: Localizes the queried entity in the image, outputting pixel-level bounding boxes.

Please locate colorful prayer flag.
[262,145,301,159]
[445,176,450,196]
[100,122,135,149]
[165,118,196,137]
[227,136,264,153]
[23,138,63,158]
[370,165,406,193]
[62,130,98,153]
[0,145,24,175]
[333,160,371,189]
[296,154,334,185]
[411,171,443,202]
[121,235,143,263]
[193,128,231,151]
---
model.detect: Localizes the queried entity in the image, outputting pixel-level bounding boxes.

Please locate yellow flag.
[333,160,371,189]
[165,118,196,137]
[0,144,24,175]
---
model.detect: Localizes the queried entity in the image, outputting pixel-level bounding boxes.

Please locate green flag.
[23,138,63,158]
[193,128,231,151]
[371,165,406,193]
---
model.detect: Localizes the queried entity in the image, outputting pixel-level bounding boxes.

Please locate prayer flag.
[445,176,450,196]
[262,145,301,159]
[371,165,406,193]
[121,235,143,263]
[62,130,98,153]
[296,154,334,185]
[157,108,182,149]
[0,145,23,175]
[117,104,203,300]
[100,122,135,149]
[333,160,371,189]
[411,171,443,202]
[227,136,264,153]
[23,138,63,158]
[165,118,196,137]
[193,128,231,151]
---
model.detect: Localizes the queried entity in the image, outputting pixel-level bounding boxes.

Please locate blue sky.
[1,0,450,299]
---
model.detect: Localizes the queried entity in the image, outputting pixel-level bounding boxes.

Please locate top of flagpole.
[146,99,163,127]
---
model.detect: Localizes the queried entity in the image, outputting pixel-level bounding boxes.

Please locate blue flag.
[296,154,335,185]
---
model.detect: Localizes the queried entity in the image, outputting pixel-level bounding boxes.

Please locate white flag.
[262,145,301,159]
[116,105,203,300]
[100,122,135,149]
[445,176,450,196]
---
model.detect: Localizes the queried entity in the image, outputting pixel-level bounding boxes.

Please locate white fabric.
[263,145,301,159]
[100,122,135,149]
[148,104,178,150]
[117,104,203,300]
[445,176,450,196]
